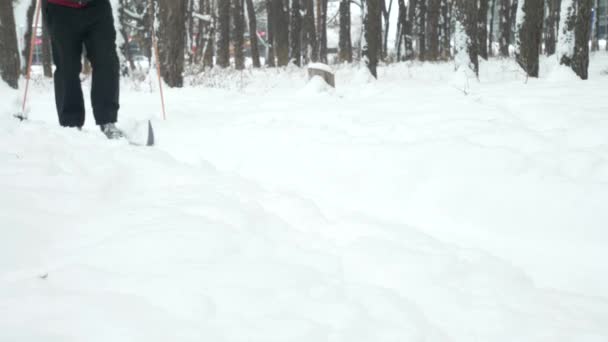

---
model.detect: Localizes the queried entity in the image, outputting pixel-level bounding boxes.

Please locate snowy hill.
[2,55,608,341]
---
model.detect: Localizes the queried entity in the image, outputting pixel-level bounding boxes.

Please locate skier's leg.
[45,4,86,127]
[84,0,120,126]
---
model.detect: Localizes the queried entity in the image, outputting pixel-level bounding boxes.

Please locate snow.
[2,54,608,341]
[308,62,333,74]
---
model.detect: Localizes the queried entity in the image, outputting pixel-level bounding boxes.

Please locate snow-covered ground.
[2,54,608,341]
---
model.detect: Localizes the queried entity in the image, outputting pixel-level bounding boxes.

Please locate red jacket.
[47,0,89,8]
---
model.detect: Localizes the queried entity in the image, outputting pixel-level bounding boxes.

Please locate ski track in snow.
[1,55,608,341]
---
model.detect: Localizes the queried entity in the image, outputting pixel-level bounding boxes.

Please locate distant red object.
[47,0,87,8]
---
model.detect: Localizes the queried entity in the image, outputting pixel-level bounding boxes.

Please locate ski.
[13,114,155,147]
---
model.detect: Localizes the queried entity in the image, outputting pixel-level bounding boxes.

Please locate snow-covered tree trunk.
[454,0,479,76]
[478,0,489,60]
[498,0,511,56]
[217,0,231,67]
[233,0,245,70]
[339,0,352,62]
[558,0,593,79]
[245,0,261,68]
[363,0,381,78]
[158,0,187,86]
[545,0,561,55]
[0,0,21,89]
[514,0,543,77]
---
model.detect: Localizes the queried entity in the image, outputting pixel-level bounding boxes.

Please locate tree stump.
[307,63,335,88]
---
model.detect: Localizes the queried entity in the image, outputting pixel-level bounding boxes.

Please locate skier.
[42,0,123,139]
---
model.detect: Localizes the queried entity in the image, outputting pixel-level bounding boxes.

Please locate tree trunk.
[382,0,393,59]
[591,0,600,51]
[478,0,489,59]
[514,0,543,77]
[0,0,22,88]
[545,0,561,55]
[489,0,497,56]
[266,0,276,66]
[302,0,318,63]
[246,0,261,68]
[440,0,451,59]
[427,0,440,60]
[558,0,593,79]
[217,0,231,67]
[233,0,245,70]
[417,0,427,60]
[203,0,215,69]
[291,0,302,65]
[498,0,511,56]
[395,0,407,60]
[405,0,417,59]
[339,0,353,62]
[363,0,382,77]
[319,0,329,63]
[158,0,187,87]
[23,0,36,75]
[273,0,289,66]
[454,0,479,76]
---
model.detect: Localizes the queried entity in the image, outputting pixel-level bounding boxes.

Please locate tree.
[558,0,593,79]
[417,0,427,60]
[291,0,302,65]
[545,0,561,55]
[217,0,231,67]
[395,0,407,59]
[339,0,353,62]
[498,0,511,56]
[591,0,600,51]
[233,0,246,70]
[0,0,21,89]
[427,0,441,60]
[363,0,382,77]
[489,0,497,56]
[439,0,451,59]
[158,0,187,87]
[478,0,489,59]
[319,0,329,63]
[266,0,276,66]
[514,0,543,77]
[272,0,289,66]
[246,0,261,68]
[454,0,479,76]
[23,0,36,74]
[405,0,417,59]
[302,0,318,63]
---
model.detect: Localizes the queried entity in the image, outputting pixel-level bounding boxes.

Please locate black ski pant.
[43,0,119,127]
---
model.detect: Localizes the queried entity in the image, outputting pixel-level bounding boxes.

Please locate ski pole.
[20,0,42,119]
[149,3,166,121]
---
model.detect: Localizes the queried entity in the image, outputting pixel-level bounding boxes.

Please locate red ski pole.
[18,0,42,120]
[149,3,166,121]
